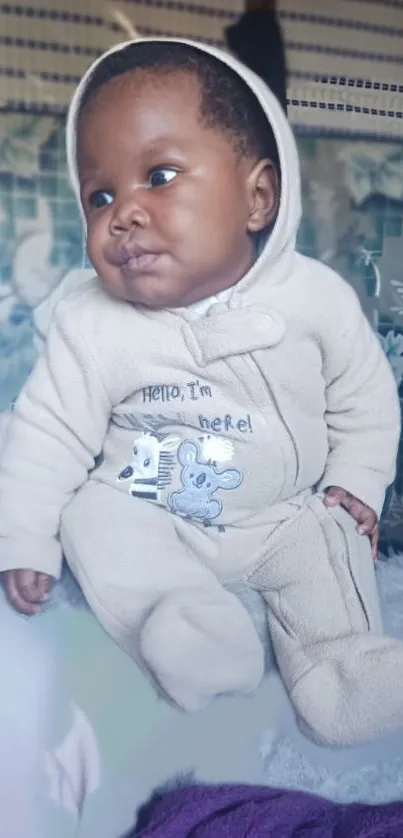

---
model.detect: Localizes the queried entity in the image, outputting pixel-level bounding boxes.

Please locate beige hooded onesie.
[0,37,402,747]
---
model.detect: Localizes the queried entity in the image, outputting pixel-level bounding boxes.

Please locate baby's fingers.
[355,507,377,535]
[324,486,347,507]
[339,495,375,529]
[34,573,53,600]
[3,573,42,615]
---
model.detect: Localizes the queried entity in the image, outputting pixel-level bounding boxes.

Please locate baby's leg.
[248,494,403,746]
[61,482,264,712]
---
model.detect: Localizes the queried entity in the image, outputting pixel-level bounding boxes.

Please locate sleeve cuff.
[0,536,63,578]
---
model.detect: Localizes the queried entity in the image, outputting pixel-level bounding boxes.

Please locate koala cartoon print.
[168,439,243,525]
[117,432,179,501]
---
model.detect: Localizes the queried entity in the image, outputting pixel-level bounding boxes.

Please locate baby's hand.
[324,486,379,561]
[1,569,54,615]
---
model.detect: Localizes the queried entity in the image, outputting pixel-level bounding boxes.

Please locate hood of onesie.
[65,37,302,299]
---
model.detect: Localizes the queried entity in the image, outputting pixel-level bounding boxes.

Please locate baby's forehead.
[82,66,201,115]
[76,73,235,172]
[77,70,204,148]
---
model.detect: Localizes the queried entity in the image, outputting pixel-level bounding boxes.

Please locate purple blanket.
[127,783,403,837]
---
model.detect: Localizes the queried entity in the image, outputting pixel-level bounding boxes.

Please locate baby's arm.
[319,285,400,521]
[0,297,111,600]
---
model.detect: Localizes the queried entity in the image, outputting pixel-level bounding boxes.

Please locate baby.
[1,38,402,746]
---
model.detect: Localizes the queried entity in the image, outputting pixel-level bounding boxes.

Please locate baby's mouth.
[120,252,161,276]
[112,241,162,275]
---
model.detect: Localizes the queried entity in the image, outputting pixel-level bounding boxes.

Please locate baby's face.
[77,69,270,308]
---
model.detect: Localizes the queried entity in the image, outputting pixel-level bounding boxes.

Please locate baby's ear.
[246,159,279,233]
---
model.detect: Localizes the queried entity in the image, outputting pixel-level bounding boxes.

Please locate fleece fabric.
[0,37,401,745]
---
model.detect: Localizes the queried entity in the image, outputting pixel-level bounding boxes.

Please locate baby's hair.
[78,41,280,173]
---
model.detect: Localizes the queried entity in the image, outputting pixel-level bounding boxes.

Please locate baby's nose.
[195,473,206,487]
[111,194,150,233]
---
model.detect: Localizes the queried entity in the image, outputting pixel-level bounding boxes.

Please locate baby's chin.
[100,273,209,309]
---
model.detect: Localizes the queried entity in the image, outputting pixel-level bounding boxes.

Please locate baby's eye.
[88,190,113,209]
[148,168,178,188]
[143,458,151,467]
